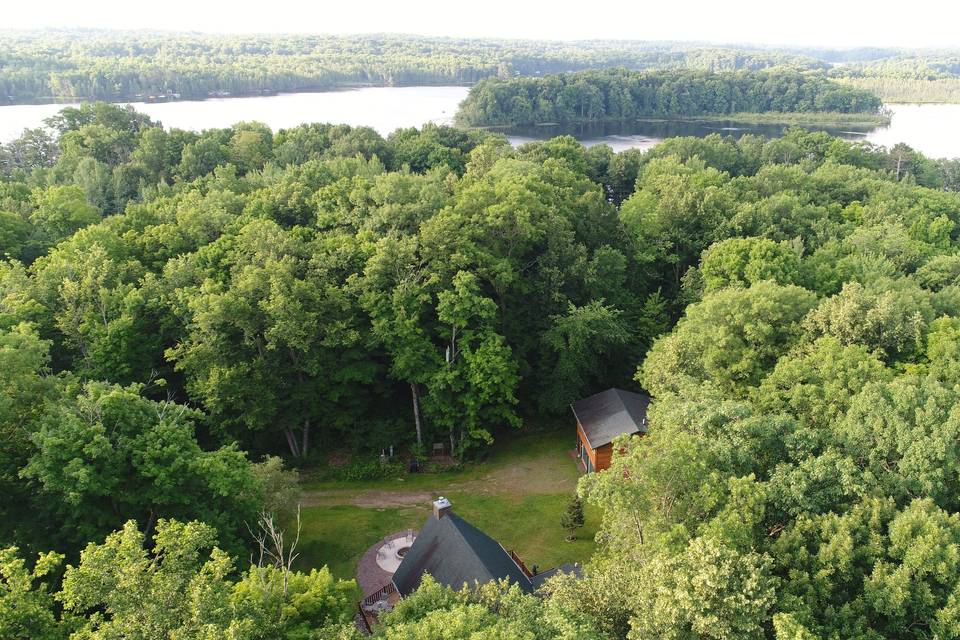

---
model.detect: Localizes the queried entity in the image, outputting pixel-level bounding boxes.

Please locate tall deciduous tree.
[620,156,733,291]
[21,382,259,550]
[0,547,68,640]
[360,236,442,446]
[425,271,520,453]
[628,537,777,640]
[29,185,99,248]
[639,281,817,396]
[167,219,376,457]
[59,519,240,639]
[540,300,630,413]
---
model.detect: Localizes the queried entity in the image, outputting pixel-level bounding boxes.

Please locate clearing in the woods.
[294,427,600,581]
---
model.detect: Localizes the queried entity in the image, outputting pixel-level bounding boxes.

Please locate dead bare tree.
[246,506,302,598]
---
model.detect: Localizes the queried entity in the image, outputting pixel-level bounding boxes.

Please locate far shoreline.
[468,110,892,132]
[0,83,479,108]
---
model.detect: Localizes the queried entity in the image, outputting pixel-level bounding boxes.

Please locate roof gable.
[571,388,651,450]
[392,513,532,596]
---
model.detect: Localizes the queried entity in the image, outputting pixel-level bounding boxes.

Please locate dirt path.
[300,490,434,508]
[464,459,573,494]
[301,453,578,508]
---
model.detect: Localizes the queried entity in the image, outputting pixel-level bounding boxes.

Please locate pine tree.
[560,494,585,541]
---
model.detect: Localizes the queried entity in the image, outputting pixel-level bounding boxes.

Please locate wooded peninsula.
[454,69,885,127]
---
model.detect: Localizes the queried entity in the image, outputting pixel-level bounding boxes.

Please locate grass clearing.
[294,426,599,581]
[295,504,425,581]
[446,493,600,572]
[301,424,577,493]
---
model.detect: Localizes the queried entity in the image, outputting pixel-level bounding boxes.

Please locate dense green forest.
[838,77,960,103]
[455,68,885,126]
[6,101,960,637]
[3,30,960,105]
[830,51,960,102]
[0,31,831,104]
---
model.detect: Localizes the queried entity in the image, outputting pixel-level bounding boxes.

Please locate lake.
[505,104,960,158]
[0,86,466,143]
[1,87,959,159]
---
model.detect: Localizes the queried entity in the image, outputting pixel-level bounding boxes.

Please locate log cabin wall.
[577,421,615,472]
[593,443,612,471]
[576,421,596,472]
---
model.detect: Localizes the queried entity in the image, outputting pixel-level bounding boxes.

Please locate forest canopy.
[5,100,960,638]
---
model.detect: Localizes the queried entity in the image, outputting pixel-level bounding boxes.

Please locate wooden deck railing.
[509,549,533,577]
[358,582,398,634]
[361,581,397,607]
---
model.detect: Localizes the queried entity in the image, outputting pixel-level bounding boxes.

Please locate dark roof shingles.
[391,513,532,596]
[571,388,650,449]
[530,563,583,590]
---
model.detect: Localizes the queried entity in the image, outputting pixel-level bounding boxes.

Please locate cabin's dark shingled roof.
[391,512,533,596]
[530,563,583,590]
[571,388,651,450]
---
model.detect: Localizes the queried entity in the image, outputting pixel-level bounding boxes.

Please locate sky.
[3,0,960,49]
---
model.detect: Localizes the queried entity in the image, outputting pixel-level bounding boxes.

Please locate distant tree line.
[835,77,960,103]
[0,31,826,104]
[455,69,883,127]
[828,52,960,102]
[4,31,960,105]
[830,52,960,81]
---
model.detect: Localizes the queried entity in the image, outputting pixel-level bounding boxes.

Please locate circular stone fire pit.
[375,532,416,573]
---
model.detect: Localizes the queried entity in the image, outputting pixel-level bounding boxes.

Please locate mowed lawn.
[294,428,600,582]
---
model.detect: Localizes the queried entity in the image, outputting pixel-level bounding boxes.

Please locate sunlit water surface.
[2,88,959,159]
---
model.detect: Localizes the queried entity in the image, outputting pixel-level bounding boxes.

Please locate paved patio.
[356,529,418,596]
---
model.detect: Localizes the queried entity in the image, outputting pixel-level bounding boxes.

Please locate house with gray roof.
[389,498,580,595]
[358,499,581,630]
[571,388,650,472]
[392,497,534,595]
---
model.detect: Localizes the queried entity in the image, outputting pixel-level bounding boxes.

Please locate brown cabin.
[571,388,650,472]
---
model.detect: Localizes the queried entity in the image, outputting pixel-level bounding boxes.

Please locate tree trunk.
[301,418,311,459]
[143,509,157,543]
[284,427,301,458]
[410,382,423,446]
[449,426,456,457]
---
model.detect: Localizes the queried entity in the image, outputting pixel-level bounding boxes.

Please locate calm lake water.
[507,104,960,158]
[1,87,959,159]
